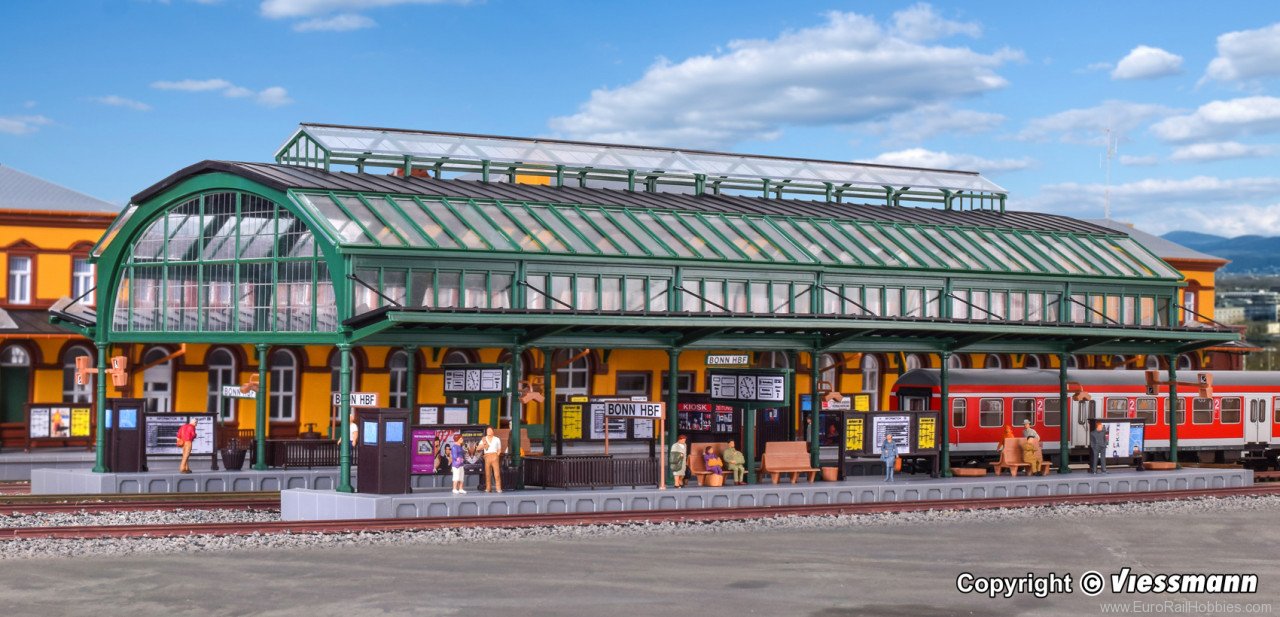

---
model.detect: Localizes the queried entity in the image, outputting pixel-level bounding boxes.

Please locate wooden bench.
[991,438,1054,476]
[952,467,988,477]
[688,442,734,486]
[759,441,819,484]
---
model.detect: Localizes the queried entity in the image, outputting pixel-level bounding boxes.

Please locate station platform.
[0,448,96,482]
[280,467,1253,521]
[28,465,492,494]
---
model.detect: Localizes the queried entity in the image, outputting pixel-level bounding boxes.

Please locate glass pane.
[756,219,814,263]
[1046,237,1102,275]
[420,199,488,250]
[481,203,544,252]
[654,212,715,258]
[1114,237,1181,278]
[601,276,622,311]
[437,271,460,308]
[371,196,432,248]
[383,269,407,307]
[1081,236,1138,276]
[932,228,994,270]
[1028,235,1084,274]
[557,208,622,255]
[704,279,725,313]
[775,220,839,263]
[679,214,738,260]
[395,198,460,249]
[998,231,1058,273]
[491,273,512,309]
[551,275,572,309]
[648,279,668,311]
[951,289,968,319]
[527,205,592,254]
[727,280,748,313]
[526,274,546,310]
[451,201,516,251]
[879,225,943,268]
[845,222,907,267]
[750,282,770,313]
[902,227,961,268]
[199,193,238,261]
[298,193,370,245]
[724,216,788,261]
[410,270,434,308]
[961,229,1025,272]
[625,278,645,311]
[585,209,642,255]
[576,276,598,311]
[611,210,669,257]
[624,211,683,257]
[337,196,405,247]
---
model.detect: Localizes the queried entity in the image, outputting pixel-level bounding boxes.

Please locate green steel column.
[510,347,523,468]
[666,348,680,487]
[1058,352,1071,474]
[542,349,553,456]
[787,351,798,441]
[253,344,268,471]
[92,342,107,473]
[469,400,479,425]
[744,405,757,484]
[940,351,951,478]
[809,350,820,469]
[404,346,417,411]
[1167,355,1179,468]
[337,343,354,493]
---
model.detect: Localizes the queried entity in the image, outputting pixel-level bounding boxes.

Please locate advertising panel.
[410,426,486,474]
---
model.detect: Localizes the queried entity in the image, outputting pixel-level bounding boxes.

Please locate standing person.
[479,427,503,493]
[1089,421,1108,474]
[722,439,746,485]
[668,435,688,488]
[176,418,197,474]
[881,433,899,483]
[1021,419,1040,440]
[450,434,468,494]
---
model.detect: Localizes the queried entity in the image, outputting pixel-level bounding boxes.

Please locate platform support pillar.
[1167,354,1179,469]
[253,344,268,471]
[404,346,417,411]
[940,351,951,478]
[337,343,354,493]
[809,350,821,469]
[92,341,108,473]
[666,348,680,487]
[541,348,553,456]
[744,404,757,485]
[510,346,524,473]
[1058,352,1071,474]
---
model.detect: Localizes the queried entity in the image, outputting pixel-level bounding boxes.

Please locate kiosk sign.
[708,369,789,405]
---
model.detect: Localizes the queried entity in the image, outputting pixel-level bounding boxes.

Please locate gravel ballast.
[0,495,1276,561]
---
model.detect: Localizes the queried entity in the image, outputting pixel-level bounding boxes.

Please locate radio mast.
[1102,128,1117,220]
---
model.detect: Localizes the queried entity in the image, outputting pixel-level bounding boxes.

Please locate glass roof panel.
[370,196,433,248]
[1044,236,1104,276]
[502,203,567,253]
[962,229,1026,272]
[752,218,813,263]
[450,200,517,251]
[336,195,406,247]
[705,214,773,261]
[556,207,624,255]
[993,230,1057,273]
[902,226,964,269]
[393,198,460,249]
[630,210,693,257]
[1079,235,1139,276]
[771,219,839,264]
[876,224,942,268]
[837,221,901,266]
[584,209,642,255]
[1021,233,1083,274]
[478,202,545,252]
[656,212,718,259]
[418,198,489,250]
[932,227,998,271]
[610,209,673,257]
[526,204,594,254]
[1112,237,1182,279]
[296,193,372,245]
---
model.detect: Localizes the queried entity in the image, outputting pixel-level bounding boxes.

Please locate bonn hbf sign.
[601,401,665,419]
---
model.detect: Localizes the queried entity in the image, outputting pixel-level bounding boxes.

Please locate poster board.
[1101,420,1146,457]
[676,394,737,434]
[870,414,912,456]
[416,404,470,425]
[25,403,94,450]
[144,413,216,456]
[409,425,486,475]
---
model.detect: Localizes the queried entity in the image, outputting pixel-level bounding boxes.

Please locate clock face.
[737,375,757,400]
[465,370,481,391]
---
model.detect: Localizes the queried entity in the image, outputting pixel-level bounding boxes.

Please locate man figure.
[881,433,899,483]
[450,434,468,494]
[1021,435,1043,475]
[1021,419,1040,440]
[1089,421,1108,474]
[479,427,503,493]
[722,439,746,485]
[176,418,197,474]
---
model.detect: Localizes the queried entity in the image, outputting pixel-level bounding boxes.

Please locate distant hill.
[1160,231,1280,274]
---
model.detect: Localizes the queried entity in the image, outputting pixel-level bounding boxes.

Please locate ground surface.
[0,503,1275,616]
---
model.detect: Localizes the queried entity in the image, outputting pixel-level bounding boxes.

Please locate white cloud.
[1018,100,1175,145]
[1150,96,1280,142]
[0,115,52,135]
[260,0,463,18]
[151,78,294,107]
[1111,45,1183,80]
[549,8,1020,149]
[861,103,1004,142]
[293,12,375,31]
[1169,141,1275,162]
[1082,61,1112,73]
[870,148,1032,172]
[1119,154,1159,166]
[90,95,152,111]
[1204,22,1280,83]
[890,3,981,41]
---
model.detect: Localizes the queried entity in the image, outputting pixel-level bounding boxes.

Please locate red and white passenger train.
[890,369,1280,468]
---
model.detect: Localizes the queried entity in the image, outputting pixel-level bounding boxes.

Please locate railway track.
[3,484,1277,541]
[0,482,31,495]
[0,492,279,515]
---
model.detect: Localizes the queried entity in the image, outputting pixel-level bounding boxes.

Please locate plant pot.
[220,448,247,471]
[706,474,725,487]
[820,466,838,482]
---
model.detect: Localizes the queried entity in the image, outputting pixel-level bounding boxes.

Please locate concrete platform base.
[29,466,490,494]
[0,449,96,482]
[281,467,1253,521]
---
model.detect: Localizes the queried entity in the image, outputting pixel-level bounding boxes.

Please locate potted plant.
[220,438,248,471]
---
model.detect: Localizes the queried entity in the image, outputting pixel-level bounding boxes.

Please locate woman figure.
[703,445,724,476]
[668,435,688,488]
[881,433,899,483]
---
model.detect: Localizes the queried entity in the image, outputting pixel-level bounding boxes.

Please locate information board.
[588,400,630,440]
[561,402,584,440]
[144,413,216,456]
[677,395,737,434]
[870,414,911,456]
[917,416,937,450]
[416,405,470,425]
[442,365,507,396]
[27,404,93,442]
[845,416,865,453]
[707,369,789,405]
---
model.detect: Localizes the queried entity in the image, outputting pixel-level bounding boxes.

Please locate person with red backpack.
[177,419,197,474]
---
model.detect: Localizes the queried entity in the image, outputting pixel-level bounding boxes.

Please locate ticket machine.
[356,408,411,494]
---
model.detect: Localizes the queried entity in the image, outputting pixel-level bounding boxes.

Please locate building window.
[1191,398,1213,424]
[329,350,361,395]
[1012,398,1035,426]
[984,354,1003,369]
[72,258,95,304]
[555,348,592,402]
[819,353,841,390]
[61,345,93,403]
[1023,355,1041,369]
[388,350,410,409]
[861,355,879,411]
[1220,397,1242,424]
[1066,355,1079,369]
[756,352,790,369]
[660,371,695,395]
[7,256,32,304]
[948,354,966,369]
[1111,355,1127,370]
[978,398,1003,427]
[142,346,173,413]
[951,398,966,428]
[207,348,236,421]
[1144,356,1160,371]
[1177,354,1194,371]
[615,372,651,398]
[269,349,297,421]
[906,354,924,371]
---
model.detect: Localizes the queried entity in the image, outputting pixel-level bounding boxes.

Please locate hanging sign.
[706,354,751,366]
[600,400,665,418]
[222,385,257,399]
[442,364,507,395]
[331,392,380,407]
[708,369,789,405]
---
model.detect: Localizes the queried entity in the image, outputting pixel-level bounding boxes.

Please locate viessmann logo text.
[956,568,1259,599]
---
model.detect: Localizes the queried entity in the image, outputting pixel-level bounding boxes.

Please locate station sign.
[706,354,750,366]
[600,400,665,419]
[708,369,790,405]
[332,392,380,407]
[442,364,507,395]
[221,385,257,399]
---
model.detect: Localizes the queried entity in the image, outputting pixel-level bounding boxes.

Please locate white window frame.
[8,256,32,304]
[142,346,173,414]
[1220,397,1242,424]
[861,354,879,411]
[556,348,591,402]
[978,398,1004,428]
[388,350,410,409]
[269,349,298,422]
[951,398,966,428]
[207,348,237,421]
[72,257,95,305]
[1012,398,1035,426]
[62,345,93,403]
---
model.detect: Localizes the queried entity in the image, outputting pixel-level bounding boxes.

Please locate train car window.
[1163,398,1186,425]
[1273,397,1280,424]
[1191,398,1213,424]
[1104,398,1129,419]
[1012,398,1035,426]
[1077,399,1096,424]
[1220,398,1242,424]
[979,398,1004,427]
[1135,398,1158,424]
[1044,399,1061,426]
[951,398,966,428]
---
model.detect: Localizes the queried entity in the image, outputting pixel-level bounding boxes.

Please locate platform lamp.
[107,356,129,389]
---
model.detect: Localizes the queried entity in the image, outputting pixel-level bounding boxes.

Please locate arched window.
[555,348,592,402]
[207,348,237,421]
[1,344,32,423]
[329,350,362,393]
[905,354,924,371]
[61,345,93,403]
[269,349,298,421]
[818,353,841,390]
[388,350,410,409]
[142,347,173,413]
[861,355,880,411]
[1177,354,1194,371]
[948,354,966,370]
[1145,355,1160,371]
[1023,355,1042,369]
[756,352,790,369]
[442,349,476,406]
[1111,355,1127,370]
[1066,355,1080,369]
[984,354,1003,369]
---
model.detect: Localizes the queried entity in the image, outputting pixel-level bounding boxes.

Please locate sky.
[2,0,1280,236]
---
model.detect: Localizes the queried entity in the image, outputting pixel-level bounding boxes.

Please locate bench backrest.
[763,441,809,457]
[762,451,813,471]
[520,428,537,457]
[1001,437,1044,464]
[687,442,728,474]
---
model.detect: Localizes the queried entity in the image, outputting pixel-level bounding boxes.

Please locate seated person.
[722,440,746,484]
[703,445,724,475]
[1020,436,1044,475]
[1132,447,1145,471]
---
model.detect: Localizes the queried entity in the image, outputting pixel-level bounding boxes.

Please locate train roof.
[893,369,1280,389]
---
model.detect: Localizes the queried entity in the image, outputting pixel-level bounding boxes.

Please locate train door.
[1070,399,1097,448]
[1246,396,1269,444]
[901,395,929,411]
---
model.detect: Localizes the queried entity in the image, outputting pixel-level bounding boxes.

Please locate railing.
[523,455,658,489]
[268,439,340,469]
